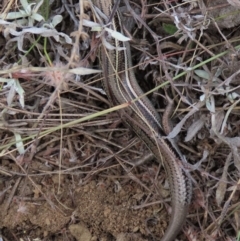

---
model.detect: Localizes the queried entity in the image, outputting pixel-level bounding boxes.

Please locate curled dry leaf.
[216,153,231,206]
[167,101,205,139]
[69,67,102,75]
[184,117,205,142]
[227,0,240,7]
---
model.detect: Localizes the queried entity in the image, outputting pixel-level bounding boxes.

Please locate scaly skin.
[92,1,192,240]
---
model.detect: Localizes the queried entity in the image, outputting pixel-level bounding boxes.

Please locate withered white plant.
[0,74,25,108]
[0,0,45,26]
[7,15,72,52]
[0,0,72,52]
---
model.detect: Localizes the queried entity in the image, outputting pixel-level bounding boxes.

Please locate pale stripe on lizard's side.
[92,1,192,240]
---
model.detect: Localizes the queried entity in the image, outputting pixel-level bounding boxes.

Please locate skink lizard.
[92,1,192,240]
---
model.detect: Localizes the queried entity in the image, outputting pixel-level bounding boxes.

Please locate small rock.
[69,223,92,241]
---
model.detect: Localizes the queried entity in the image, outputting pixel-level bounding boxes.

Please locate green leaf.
[0,11,27,19]
[162,23,178,35]
[194,69,210,80]
[31,12,44,22]
[20,0,30,13]
[14,133,25,154]
[51,15,63,27]
[105,27,130,42]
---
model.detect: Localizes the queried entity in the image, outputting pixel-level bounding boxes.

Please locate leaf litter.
[1,0,240,240]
